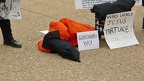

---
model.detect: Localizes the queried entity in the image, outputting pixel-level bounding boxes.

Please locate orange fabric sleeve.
[49,22,69,41]
[60,18,95,46]
[37,40,51,53]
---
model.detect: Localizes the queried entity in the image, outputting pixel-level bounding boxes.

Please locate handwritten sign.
[75,0,142,9]
[0,0,21,20]
[77,30,99,51]
[104,11,139,49]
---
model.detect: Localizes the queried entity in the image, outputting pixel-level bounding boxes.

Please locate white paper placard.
[77,30,99,51]
[104,11,139,49]
[40,30,49,34]
[75,0,142,9]
[0,0,21,20]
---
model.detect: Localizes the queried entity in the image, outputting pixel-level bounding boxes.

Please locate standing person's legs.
[0,20,22,48]
[0,20,13,41]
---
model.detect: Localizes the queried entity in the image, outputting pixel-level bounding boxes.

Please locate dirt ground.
[0,0,144,81]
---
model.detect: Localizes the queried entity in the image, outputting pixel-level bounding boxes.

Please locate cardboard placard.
[77,30,99,51]
[104,11,139,49]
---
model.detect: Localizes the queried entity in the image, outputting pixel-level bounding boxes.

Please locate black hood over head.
[42,30,81,62]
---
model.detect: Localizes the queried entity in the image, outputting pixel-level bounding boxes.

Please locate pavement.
[0,0,144,81]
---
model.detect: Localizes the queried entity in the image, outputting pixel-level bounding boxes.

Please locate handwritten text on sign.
[104,11,139,49]
[77,30,99,51]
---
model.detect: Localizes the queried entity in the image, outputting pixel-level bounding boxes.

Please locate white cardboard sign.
[77,30,99,51]
[0,0,21,20]
[75,0,142,9]
[104,11,139,49]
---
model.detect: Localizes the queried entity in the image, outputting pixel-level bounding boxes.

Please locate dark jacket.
[91,0,136,20]
[42,30,81,62]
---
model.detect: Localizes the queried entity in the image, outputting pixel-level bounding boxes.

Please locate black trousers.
[142,0,144,28]
[0,20,14,41]
[142,0,144,6]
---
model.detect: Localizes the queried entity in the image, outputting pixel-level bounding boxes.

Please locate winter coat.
[91,0,135,20]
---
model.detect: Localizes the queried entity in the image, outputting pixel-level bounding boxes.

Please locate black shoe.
[4,40,22,48]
